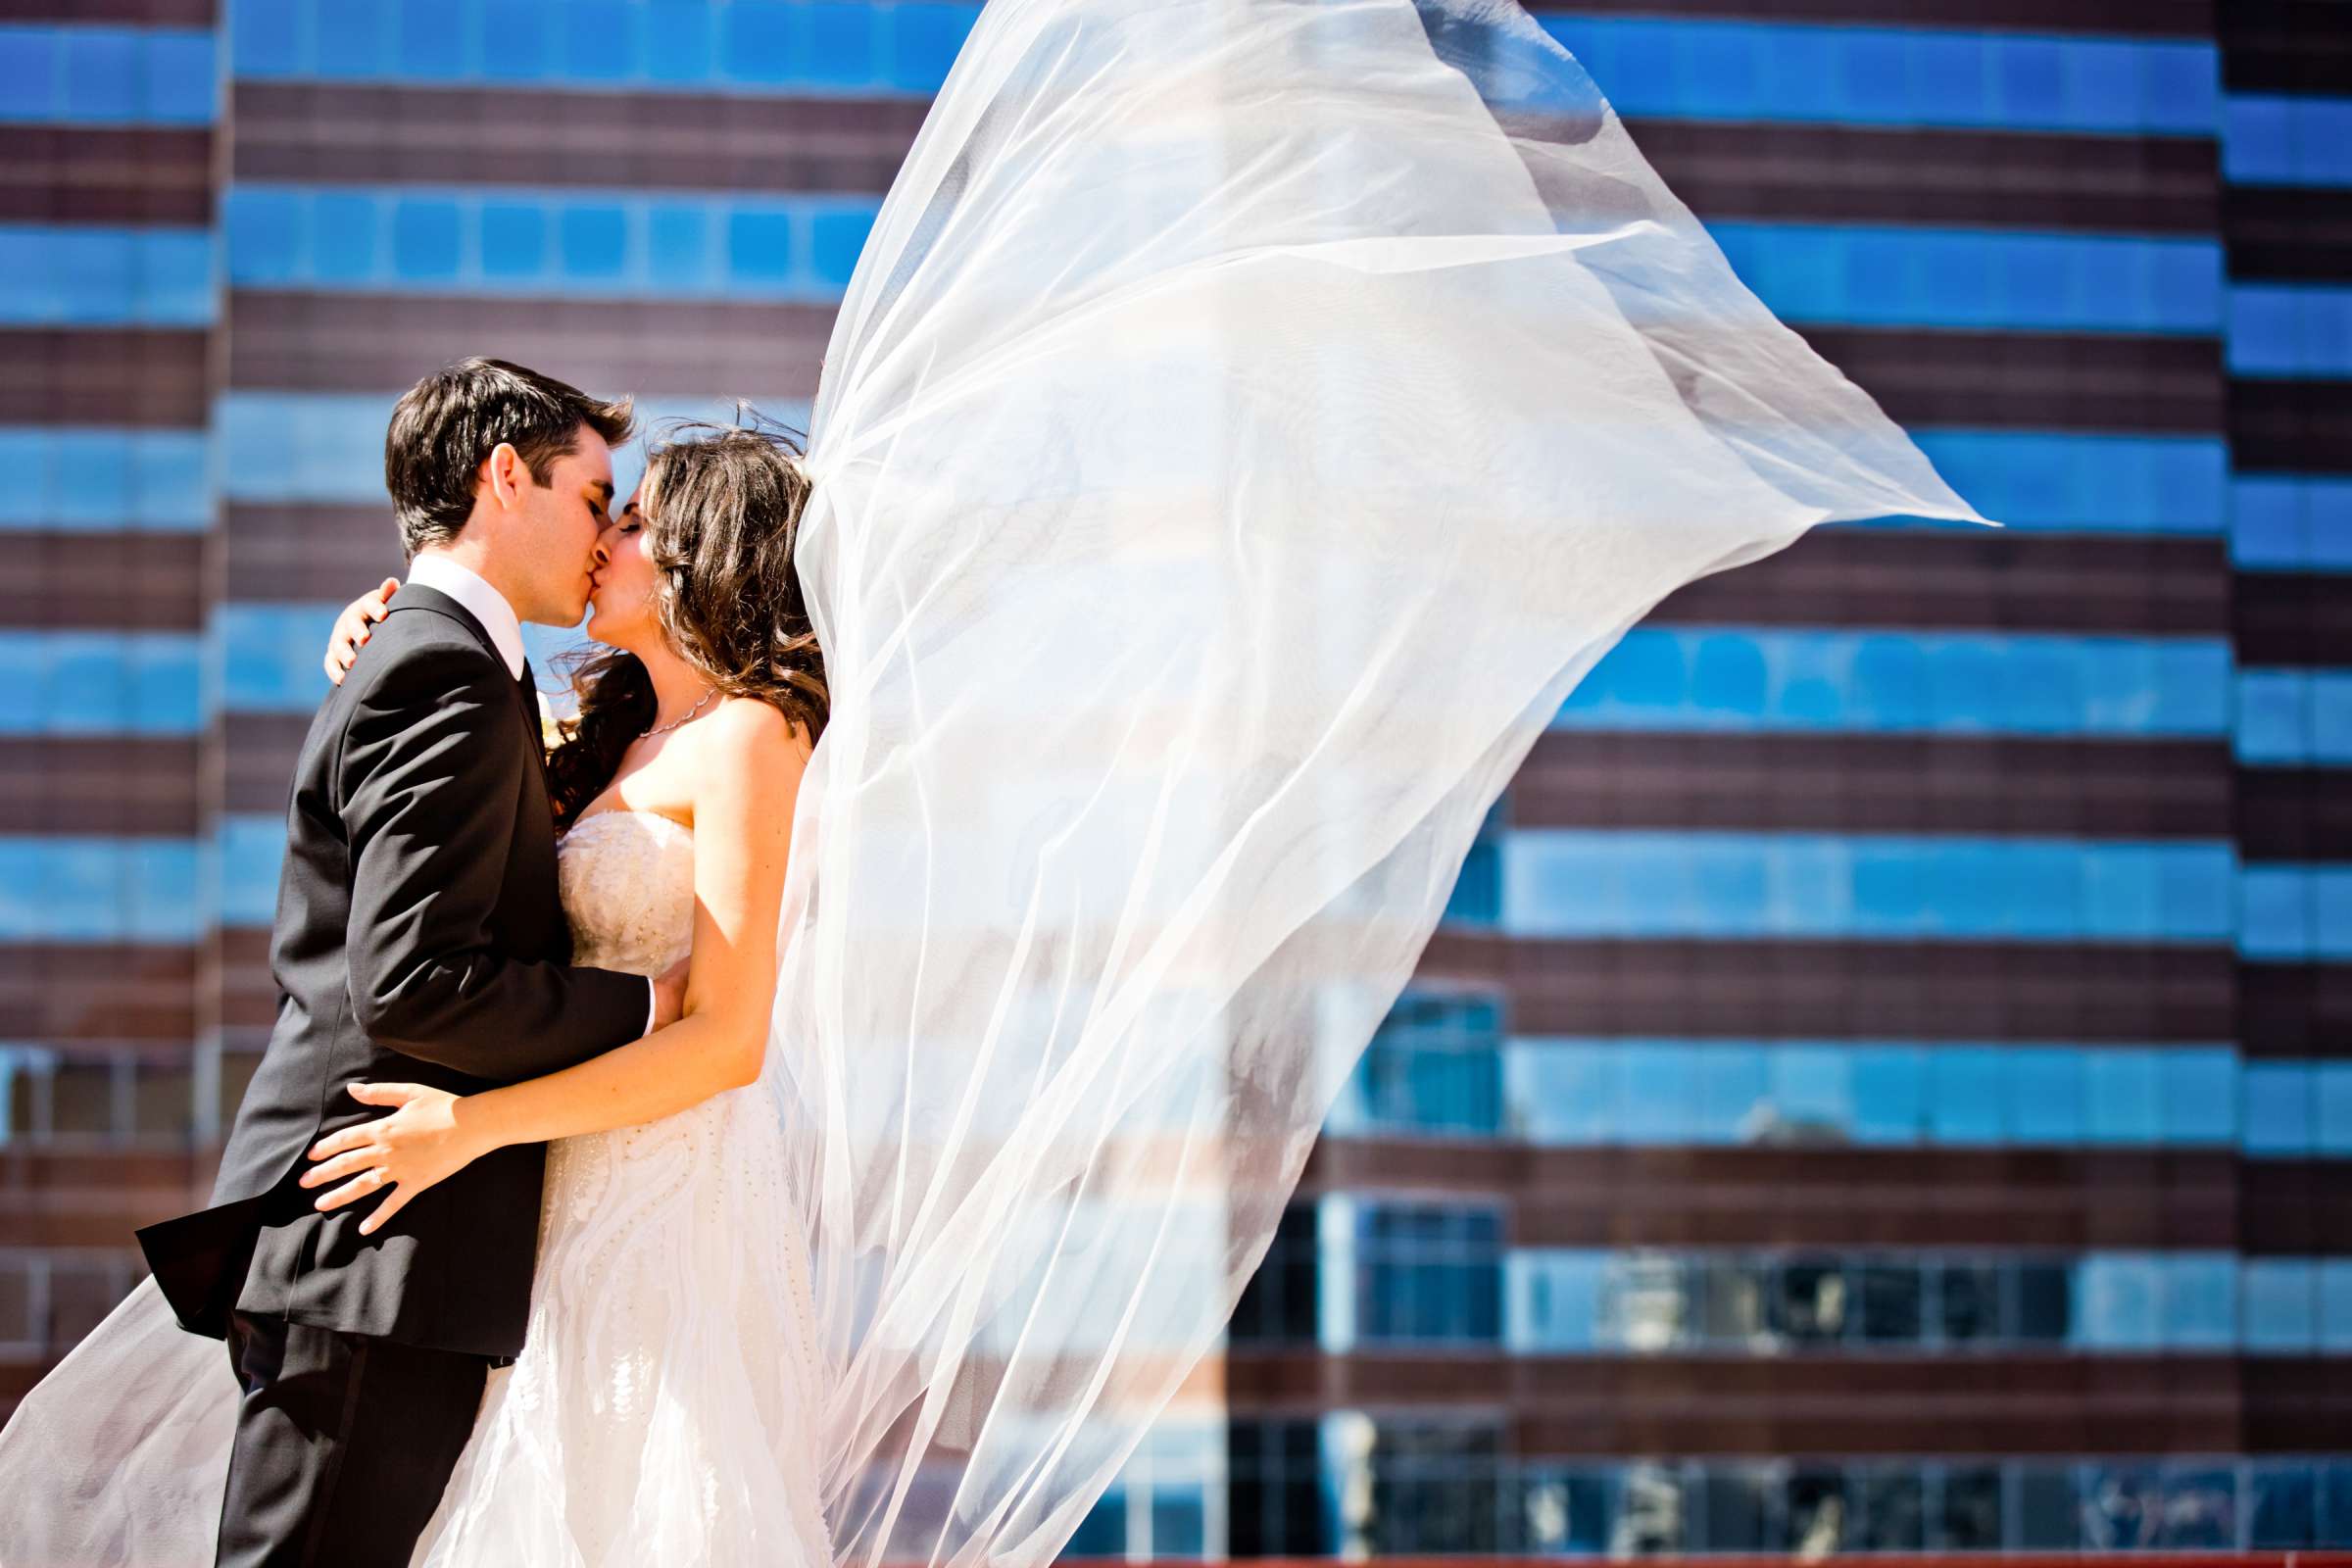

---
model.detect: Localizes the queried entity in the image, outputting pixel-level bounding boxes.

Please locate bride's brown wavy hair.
[544,412,829,829]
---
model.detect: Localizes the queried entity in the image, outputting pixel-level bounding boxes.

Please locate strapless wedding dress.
[412,808,834,1567]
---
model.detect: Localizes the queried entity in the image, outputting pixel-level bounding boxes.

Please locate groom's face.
[507,422,616,625]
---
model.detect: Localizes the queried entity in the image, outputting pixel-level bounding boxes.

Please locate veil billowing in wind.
[770,0,1987,1563]
[0,1,1987,1563]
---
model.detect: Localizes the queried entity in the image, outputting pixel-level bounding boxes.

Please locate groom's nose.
[591,536,612,566]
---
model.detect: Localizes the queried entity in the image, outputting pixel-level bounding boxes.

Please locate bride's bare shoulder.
[702,695,815,771]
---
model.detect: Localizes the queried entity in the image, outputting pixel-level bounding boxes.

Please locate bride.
[0,1,1993,1563]
[305,419,838,1563]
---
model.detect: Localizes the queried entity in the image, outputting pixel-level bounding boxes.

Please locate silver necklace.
[640,686,717,739]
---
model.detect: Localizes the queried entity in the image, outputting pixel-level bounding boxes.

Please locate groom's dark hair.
[384,358,635,559]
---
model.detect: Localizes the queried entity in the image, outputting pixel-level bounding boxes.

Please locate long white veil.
[771,0,1986,1563]
[0,1,1988,1563]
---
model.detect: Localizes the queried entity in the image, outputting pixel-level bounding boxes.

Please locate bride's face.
[585,485,661,652]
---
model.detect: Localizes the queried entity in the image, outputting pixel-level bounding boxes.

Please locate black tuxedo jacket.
[138,584,648,1357]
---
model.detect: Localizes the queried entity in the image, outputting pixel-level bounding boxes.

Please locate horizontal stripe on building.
[2229,184,2352,285]
[1515,733,2230,840]
[227,0,969,99]
[2223,8,2352,101]
[1509,1245,2337,1356]
[218,392,813,504]
[1227,1350,2348,1457]
[0,328,208,428]
[0,1048,206,1154]
[1538,17,2216,136]
[2236,667,2352,766]
[214,398,2225,543]
[0,528,202,628]
[206,720,2247,841]
[0,628,200,734]
[0,426,209,529]
[2225,95,2352,188]
[0,2,214,23]
[0,224,213,326]
[2239,767,2352,860]
[222,188,2230,339]
[0,125,212,227]
[1794,327,2222,433]
[0,942,193,1045]
[2233,474,2352,573]
[2231,377,2352,472]
[2230,284,2352,378]
[0,735,196,835]
[224,3,2221,135]
[0,837,198,941]
[1416,932,2235,1042]
[2236,570,2352,664]
[2243,961,2352,1058]
[203,512,2233,639]
[1898,429,2227,536]
[0,24,215,125]
[1554,626,2230,739]
[1541,0,2211,35]
[1297,1140,2346,1255]
[1343,1028,2271,1153]
[1487,830,2236,946]
[229,78,2228,239]
[231,81,928,197]
[1656,530,2228,634]
[2242,865,2352,962]
[189,611,2238,740]
[225,290,827,397]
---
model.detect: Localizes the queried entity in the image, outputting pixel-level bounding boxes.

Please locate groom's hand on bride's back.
[651,954,690,1032]
[324,576,400,683]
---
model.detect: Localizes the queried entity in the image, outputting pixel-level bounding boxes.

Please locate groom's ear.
[483,441,530,512]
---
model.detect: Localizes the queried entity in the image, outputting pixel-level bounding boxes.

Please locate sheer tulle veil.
[0,1,1990,1563]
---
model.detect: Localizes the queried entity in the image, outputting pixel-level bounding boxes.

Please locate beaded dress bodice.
[409,807,833,1566]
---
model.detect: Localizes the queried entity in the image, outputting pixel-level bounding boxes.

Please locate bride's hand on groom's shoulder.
[324,576,400,685]
[299,1080,489,1236]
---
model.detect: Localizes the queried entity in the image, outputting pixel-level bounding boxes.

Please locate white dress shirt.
[402,552,659,1035]
[405,552,526,680]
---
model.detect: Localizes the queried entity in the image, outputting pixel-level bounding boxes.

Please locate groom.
[137,359,686,1567]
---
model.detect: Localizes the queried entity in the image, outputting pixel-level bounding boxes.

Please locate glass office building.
[2,0,2346,1556]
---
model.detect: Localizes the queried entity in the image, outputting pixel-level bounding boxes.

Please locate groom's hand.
[651,955,691,1032]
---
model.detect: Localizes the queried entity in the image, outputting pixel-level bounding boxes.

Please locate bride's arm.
[301,698,808,1235]
[324,577,399,683]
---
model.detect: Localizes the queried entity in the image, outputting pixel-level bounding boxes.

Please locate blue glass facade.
[4,0,2349,1558]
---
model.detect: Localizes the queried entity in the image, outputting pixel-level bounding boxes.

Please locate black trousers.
[214,1311,489,1568]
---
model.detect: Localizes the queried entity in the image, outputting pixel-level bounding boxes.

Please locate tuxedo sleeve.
[339,642,648,1079]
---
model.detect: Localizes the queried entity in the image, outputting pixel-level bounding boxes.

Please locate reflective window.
[1558,627,2231,736]
[2252,1463,2318,1550]
[2228,94,2352,187]
[2076,1253,2161,1349]
[2230,476,2352,572]
[1937,1465,2004,1550]
[0,838,200,943]
[1352,1201,1501,1347]
[1711,220,2221,334]
[222,186,884,304]
[2083,1465,2165,1551]
[2246,1062,2316,1154]
[0,632,201,736]
[0,427,212,531]
[0,25,215,123]
[1700,1466,1772,1553]
[1548,19,2214,134]
[2246,1259,2319,1351]
[1335,991,1503,1136]
[1506,830,2235,943]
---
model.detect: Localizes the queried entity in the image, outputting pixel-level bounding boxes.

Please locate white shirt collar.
[405,553,527,680]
